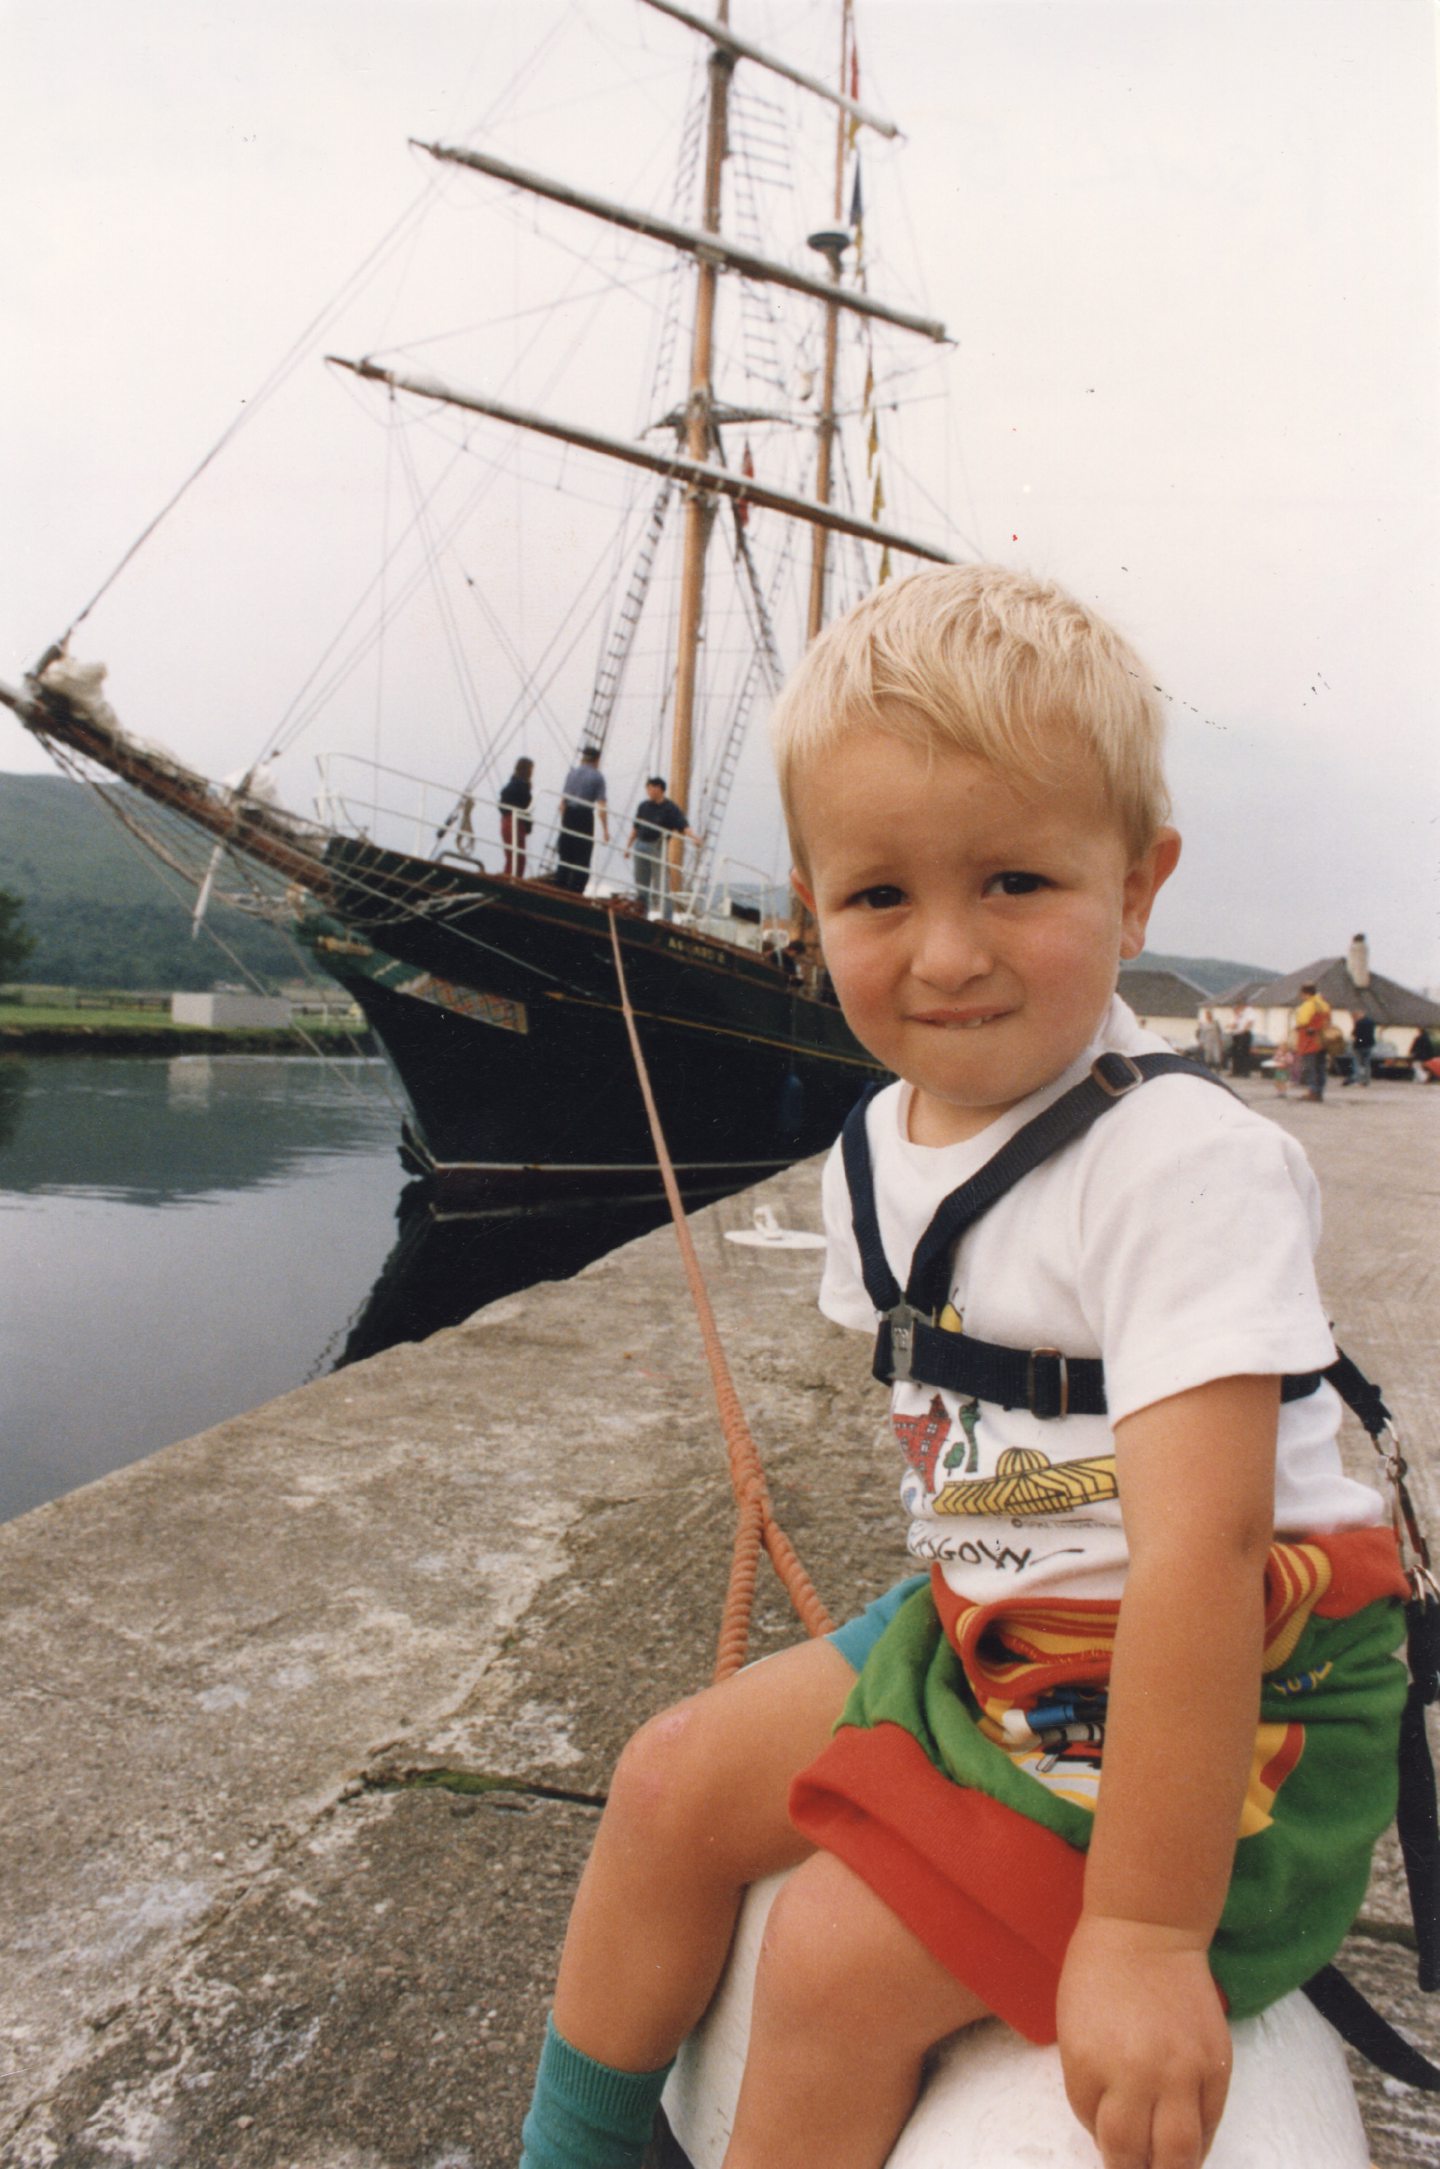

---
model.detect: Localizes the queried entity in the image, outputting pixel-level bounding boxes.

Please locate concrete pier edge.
[3,1081,1437,2167]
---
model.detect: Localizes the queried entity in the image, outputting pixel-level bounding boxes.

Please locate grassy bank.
[0,1004,373,1055]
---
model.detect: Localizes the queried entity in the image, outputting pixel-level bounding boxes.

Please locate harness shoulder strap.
[842,1051,1224,1321]
[839,1080,898,1313]
[847,1053,1239,1413]
[904,1052,1226,1315]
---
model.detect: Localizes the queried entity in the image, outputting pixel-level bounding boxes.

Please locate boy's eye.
[985,871,1047,897]
[850,884,906,911]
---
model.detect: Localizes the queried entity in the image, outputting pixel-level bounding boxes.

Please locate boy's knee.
[753,1854,984,2051]
[753,1858,871,2036]
[606,1692,722,1846]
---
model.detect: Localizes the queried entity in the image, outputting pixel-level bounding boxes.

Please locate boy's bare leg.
[723,1850,989,2169]
[552,1634,856,2072]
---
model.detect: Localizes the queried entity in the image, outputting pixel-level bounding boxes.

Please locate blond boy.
[521,567,1404,2169]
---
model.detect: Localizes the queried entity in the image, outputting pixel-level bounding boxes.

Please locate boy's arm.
[1057,1372,1278,2169]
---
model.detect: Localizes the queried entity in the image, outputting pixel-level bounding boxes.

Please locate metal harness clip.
[1092,1052,1146,1099]
[1028,1347,1070,1419]
[885,1302,930,1384]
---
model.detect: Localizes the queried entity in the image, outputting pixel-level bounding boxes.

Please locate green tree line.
[0,773,300,990]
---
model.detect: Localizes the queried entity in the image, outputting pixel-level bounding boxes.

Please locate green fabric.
[838,1583,1100,1849]
[832,1583,1407,2018]
[829,1572,930,1671]
[1224,1599,1407,2012]
[519,2015,673,2169]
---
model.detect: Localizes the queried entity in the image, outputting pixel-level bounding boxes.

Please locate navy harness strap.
[844,1051,1324,1420]
[904,1052,1227,1313]
[842,1051,1222,1313]
[839,1077,899,1311]
[1302,1966,1440,2089]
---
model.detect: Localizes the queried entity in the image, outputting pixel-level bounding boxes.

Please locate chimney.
[1348,933,1370,990]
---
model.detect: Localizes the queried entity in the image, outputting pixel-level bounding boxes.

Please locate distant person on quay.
[1410,1027,1440,1084]
[498,757,535,880]
[1229,1001,1257,1078]
[1197,1006,1224,1071]
[1293,983,1332,1101]
[1345,1009,1375,1088]
[623,777,699,919]
[555,747,608,894]
[1271,1035,1296,1097]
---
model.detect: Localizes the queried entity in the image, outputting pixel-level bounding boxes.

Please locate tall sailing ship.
[2,0,957,1215]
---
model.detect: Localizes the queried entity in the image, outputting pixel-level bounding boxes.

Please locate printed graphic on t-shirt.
[887,1299,1125,1583]
[892,1392,1119,1518]
[932,1447,1119,1518]
[891,1394,979,1488]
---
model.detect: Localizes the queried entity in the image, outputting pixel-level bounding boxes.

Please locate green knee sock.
[519,2015,674,2169]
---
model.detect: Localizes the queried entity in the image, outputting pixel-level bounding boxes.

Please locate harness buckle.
[884,1302,931,1384]
[1091,1052,1145,1099]
[1027,1347,1069,1420]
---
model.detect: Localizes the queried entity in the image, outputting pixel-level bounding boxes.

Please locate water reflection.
[340,1183,673,1367]
[2,1053,727,1524]
[0,1055,406,1521]
[0,1052,401,1205]
[0,1059,25,1154]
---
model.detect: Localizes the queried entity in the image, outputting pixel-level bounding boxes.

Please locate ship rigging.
[2,0,960,1213]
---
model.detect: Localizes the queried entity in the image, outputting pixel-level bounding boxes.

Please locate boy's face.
[791,730,1179,1146]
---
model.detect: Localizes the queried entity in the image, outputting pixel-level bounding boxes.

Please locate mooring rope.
[606,907,834,1680]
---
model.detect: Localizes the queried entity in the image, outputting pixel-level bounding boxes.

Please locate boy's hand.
[1057,1914,1232,2168]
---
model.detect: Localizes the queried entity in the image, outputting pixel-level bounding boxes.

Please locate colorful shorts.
[791,1529,1407,2043]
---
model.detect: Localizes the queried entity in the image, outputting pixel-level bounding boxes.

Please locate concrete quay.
[2,1078,1437,2169]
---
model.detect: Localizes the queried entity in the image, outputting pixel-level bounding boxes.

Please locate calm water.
[0,1053,675,1525]
[0,1054,409,1523]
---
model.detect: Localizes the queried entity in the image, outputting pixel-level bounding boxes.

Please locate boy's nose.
[912,909,992,991]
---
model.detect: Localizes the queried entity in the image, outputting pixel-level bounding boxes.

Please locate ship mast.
[805,0,856,641]
[409,5,951,915]
[668,6,733,829]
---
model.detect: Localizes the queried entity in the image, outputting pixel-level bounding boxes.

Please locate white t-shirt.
[820,997,1385,1605]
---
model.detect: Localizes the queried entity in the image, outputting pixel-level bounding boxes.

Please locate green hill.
[1133,950,1276,998]
[0,773,301,990]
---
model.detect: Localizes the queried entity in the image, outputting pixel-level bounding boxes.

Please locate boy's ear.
[789,867,816,913]
[1119,827,1181,959]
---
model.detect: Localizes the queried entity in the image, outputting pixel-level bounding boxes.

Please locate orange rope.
[606,908,835,1680]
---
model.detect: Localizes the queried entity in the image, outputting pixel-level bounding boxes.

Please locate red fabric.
[1257,1722,1305,1796]
[1310,1525,1407,1615]
[790,1721,1085,2043]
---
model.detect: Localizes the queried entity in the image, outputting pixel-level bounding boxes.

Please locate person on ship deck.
[555,748,608,894]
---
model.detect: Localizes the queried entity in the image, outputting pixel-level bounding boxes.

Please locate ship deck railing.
[312,752,794,952]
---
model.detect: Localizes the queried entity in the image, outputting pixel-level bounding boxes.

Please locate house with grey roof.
[1221,935,1440,1061]
[1116,963,1212,1051]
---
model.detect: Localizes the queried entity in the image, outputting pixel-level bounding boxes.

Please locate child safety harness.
[841,1049,1440,2084]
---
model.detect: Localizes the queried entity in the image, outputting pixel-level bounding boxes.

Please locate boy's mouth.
[909,1008,1009,1030]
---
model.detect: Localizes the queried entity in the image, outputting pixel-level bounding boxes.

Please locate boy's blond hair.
[771,564,1170,867]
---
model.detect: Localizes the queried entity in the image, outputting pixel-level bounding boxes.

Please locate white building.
[171,992,291,1030]
[1221,936,1440,1058]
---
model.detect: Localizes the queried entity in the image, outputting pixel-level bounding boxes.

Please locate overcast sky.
[2,0,1437,991]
